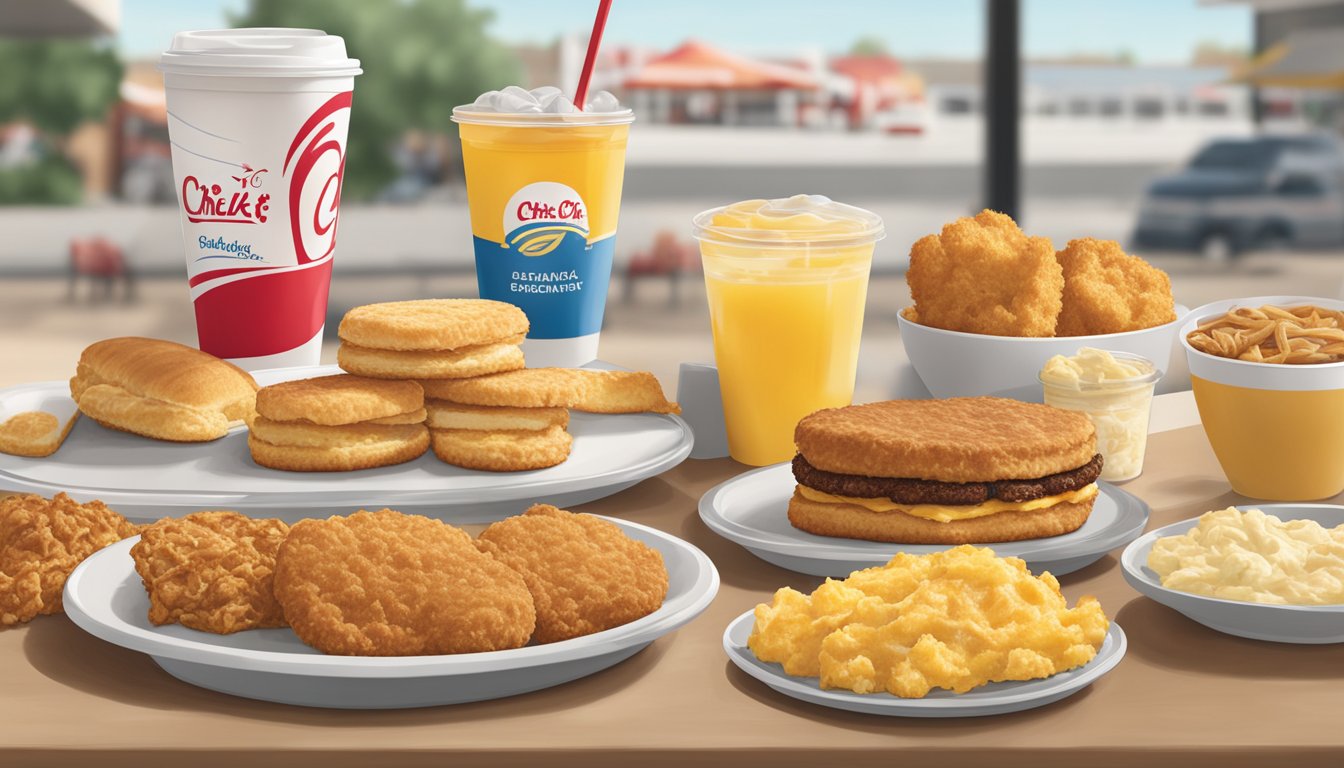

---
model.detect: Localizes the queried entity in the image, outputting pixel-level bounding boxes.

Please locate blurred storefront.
[623,40,821,127]
[1216,0,1344,132]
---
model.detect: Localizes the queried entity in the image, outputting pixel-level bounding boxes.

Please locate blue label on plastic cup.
[473,181,613,339]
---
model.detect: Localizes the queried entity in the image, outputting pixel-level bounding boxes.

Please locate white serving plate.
[0,364,693,523]
[1121,504,1344,644]
[699,463,1148,577]
[63,515,719,709]
[723,610,1126,717]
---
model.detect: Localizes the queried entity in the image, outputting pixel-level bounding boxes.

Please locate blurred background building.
[1,0,1342,395]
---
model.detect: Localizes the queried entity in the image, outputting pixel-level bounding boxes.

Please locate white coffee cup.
[160,29,361,370]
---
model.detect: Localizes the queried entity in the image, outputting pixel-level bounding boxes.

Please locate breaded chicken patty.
[131,511,289,634]
[476,505,669,644]
[1055,238,1175,336]
[274,509,535,656]
[1,493,138,626]
[907,210,1063,337]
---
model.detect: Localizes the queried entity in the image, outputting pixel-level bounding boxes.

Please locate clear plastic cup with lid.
[1039,348,1163,482]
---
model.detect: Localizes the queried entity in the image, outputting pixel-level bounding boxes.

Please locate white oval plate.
[63,515,719,709]
[0,364,693,523]
[1121,504,1344,644]
[723,609,1126,717]
[699,463,1149,577]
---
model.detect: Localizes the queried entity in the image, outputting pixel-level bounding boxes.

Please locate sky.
[120,0,1252,64]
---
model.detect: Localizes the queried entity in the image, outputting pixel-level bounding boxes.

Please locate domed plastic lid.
[159,29,362,78]
[692,195,885,249]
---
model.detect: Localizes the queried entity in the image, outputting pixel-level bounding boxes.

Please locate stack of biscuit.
[248,374,428,472]
[335,299,528,381]
[422,368,680,472]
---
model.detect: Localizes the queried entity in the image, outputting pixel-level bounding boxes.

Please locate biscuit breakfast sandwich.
[788,398,1101,544]
[248,374,428,472]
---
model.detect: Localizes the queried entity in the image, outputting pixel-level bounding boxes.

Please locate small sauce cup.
[1039,349,1162,483]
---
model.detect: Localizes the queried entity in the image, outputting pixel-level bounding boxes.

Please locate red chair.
[68,237,134,303]
[624,231,699,307]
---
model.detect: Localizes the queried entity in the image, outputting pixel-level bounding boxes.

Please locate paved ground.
[5,250,1341,403]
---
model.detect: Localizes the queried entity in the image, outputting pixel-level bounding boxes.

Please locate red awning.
[624,40,818,90]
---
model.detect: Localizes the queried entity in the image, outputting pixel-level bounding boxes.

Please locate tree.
[848,36,890,57]
[231,0,523,200]
[0,40,122,203]
[0,40,122,136]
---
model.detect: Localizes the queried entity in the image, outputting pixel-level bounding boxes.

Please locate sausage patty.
[792,453,1103,506]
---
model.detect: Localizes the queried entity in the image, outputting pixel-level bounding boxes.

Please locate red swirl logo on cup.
[190,92,353,361]
[283,91,352,265]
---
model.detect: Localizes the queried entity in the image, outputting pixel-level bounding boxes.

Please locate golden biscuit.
[794,398,1095,483]
[131,511,289,634]
[425,400,568,432]
[338,299,529,352]
[1,493,139,626]
[367,408,427,426]
[0,410,78,458]
[422,369,680,414]
[337,339,525,380]
[255,375,424,426]
[429,425,572,471]
[1055,238,1176,336]
[70,337,257,442]
[274,509,536,655]
[249,426,429,472]
[477,504,669,644]
[249,418,428,450]
[786,492,1093,544]
[907,210,1063,337]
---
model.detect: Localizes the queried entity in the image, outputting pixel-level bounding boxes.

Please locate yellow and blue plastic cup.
[1182,295,1344,501]
[452,106,634,368]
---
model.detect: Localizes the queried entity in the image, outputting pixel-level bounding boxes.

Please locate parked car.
[1132,134,1344,261]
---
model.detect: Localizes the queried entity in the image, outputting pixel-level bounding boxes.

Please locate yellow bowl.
[1181,295,1344,501]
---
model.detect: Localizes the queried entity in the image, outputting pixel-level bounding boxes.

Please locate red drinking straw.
[573,0,613,111]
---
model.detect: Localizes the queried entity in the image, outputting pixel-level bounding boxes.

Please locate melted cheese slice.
[797,483,1099,523]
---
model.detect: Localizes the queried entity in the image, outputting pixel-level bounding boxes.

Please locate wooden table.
[3,420,1342,767]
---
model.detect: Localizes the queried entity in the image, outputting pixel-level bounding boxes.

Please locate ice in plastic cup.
[453,89,633,368]
[1039,348,1162,482]
[160,29,360,370]
[692,195,884,466]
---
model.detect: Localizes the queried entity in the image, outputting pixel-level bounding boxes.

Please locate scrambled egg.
[1148,507,1344,605]
[748,545,1109,698]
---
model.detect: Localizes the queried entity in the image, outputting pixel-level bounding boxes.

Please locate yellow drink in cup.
[693,196,884,466]
[454,93,634,367]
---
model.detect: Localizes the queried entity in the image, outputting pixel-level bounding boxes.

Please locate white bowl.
[1120,504,1344,644]
[898,306,1187,401]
